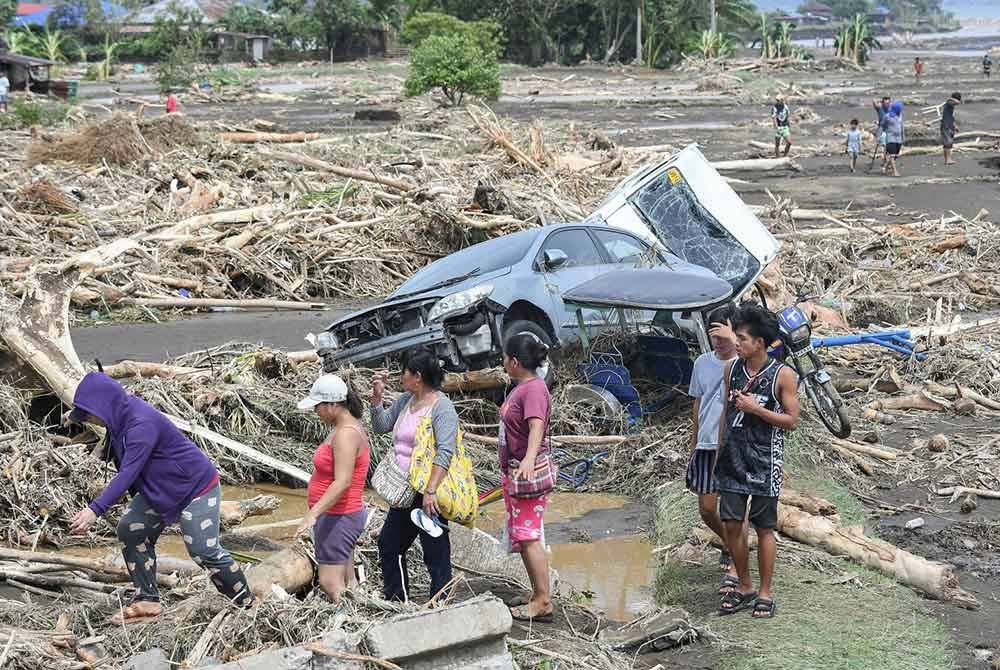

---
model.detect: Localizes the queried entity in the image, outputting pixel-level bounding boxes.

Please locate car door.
[535,228,616,339]
[590,228,663,328]
[585,144,780,300]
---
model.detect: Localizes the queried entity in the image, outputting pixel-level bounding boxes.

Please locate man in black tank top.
[715,304,799,619]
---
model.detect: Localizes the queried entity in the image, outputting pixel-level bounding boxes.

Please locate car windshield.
[629,176,759,292]
[389,229,537,297]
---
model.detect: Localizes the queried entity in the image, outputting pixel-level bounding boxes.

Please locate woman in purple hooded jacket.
[68,372,254,624]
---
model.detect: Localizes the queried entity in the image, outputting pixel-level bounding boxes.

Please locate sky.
[752,1,1000,19]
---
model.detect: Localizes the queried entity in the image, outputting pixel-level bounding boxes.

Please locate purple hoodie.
[74,373,217,524]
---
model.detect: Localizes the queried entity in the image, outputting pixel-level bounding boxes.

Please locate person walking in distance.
[714,305,800,619]
[771,95,792,158]
[941,92,962,166]
[881,101,905,177]
[913,57,924,84]
[845,118,863,173]
[686,304,743,595]
[982,52,992,79]
[870,96,891,171]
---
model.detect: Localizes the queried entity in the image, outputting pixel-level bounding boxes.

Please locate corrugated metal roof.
[15,2,50,15]
[0,52,57,66]
[127,0,246,24]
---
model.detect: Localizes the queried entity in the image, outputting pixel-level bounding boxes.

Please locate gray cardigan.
[370,391,458,470]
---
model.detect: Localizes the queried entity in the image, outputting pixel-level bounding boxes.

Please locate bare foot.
[110,601,162,625]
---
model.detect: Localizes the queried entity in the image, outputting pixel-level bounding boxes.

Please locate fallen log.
[830,443,874,476]
[929,233,967,253]
[922,382,1000,412]
[830,438,900,460]
[103,361,210,380]
[779,487,839,517]
[116,297,326,311]
[0,569,117,593]
[219,495,281,528]
[776,505,978,608]
[218,131,320,144]
[867,391,950,413]
[442,368,507,393]
[711,157,800,172]
[247,545,314,599]
[261,149,415,193]
[0,547,178,587]
[143,205,275,242]
[935,486,1000,503]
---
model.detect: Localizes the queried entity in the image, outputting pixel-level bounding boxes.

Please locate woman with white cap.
[297,374,370,602]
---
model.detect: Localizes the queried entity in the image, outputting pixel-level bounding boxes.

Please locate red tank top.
[307,425,370,515]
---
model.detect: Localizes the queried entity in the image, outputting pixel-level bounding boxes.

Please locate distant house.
[773,13,800,24]
[213,31,272,62]
[798,1,833,23]
[122,0,248,33]
[867,5,893,27]
[13,2,53,27]
[0,51,55,92]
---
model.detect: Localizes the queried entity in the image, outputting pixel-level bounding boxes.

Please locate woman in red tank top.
[297,374,370,602]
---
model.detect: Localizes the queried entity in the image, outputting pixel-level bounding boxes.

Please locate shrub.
[0,99,70,129]
[404,33,500,106]
[400,11,503,56]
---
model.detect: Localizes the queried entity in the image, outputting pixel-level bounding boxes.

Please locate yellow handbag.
[408,414,479,527]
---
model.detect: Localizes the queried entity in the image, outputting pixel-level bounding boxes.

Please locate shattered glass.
[629,176,759,292]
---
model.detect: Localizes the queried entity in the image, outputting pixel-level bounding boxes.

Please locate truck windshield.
[629,176,759,292]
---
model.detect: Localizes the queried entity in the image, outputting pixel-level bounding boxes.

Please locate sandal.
[510,605,554,623]
[719,590,757,616]
[505,594,530,607]
[718,549,732,570]
[110,602,161,625]
[752,598,777,619]
[718,575,740,595]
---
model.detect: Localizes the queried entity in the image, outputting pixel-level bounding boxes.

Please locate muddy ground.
[64,39,1000,669]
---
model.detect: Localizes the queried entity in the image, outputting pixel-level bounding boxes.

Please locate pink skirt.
[501,474,549,553]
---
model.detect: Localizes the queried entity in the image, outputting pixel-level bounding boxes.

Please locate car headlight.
[428,284,494,322]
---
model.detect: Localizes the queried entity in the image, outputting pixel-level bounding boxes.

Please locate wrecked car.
[316,144,780,374]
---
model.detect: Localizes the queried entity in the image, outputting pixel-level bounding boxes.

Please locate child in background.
[165,94,178,114]
[845,119,863,173]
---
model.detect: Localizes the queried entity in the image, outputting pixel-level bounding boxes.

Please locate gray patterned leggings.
[116,484,253,606]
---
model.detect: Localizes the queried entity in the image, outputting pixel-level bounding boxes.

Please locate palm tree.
[39,28,69,64]
[833,14,881,65]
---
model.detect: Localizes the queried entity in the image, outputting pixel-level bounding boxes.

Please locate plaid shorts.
[685,449,719,495]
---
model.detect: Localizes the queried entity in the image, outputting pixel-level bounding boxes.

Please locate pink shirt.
[500,377,550,463]
[394,404,430,472]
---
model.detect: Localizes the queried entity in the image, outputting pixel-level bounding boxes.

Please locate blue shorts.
[314,507,367,565]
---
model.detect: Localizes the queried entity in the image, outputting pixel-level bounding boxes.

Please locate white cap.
[297,374,349,410]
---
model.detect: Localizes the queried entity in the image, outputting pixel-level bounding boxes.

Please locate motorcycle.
[776,297,852,438]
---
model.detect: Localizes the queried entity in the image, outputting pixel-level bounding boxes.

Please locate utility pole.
[636,0,642,64]
[710,0,717,33]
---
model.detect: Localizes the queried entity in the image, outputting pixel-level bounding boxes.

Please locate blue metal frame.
[811,329,927,361]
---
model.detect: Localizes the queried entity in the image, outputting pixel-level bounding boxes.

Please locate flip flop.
[718,590,757,616]
[510,605,554,623]
[505,594,530,607]
[752,598,777,619]
[718,574,740,595]
[110,603,161,625]
[718,549,732,570]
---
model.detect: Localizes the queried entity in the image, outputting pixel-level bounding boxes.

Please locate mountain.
[752,1,999,19]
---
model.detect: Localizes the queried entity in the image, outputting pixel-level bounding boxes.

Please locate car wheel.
[502,319,555,386]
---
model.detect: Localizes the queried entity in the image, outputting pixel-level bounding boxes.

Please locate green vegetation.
[835,14,882,65]
[693,30,733,60]
[155,45,198,94]
[400,11,503,55]
[404,33,500,106]
[0,99,71,129]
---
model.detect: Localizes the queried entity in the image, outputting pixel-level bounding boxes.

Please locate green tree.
[0,0,16,28]
[404,33,500,105]
[834,13,881,64]
[827,0,872,20]
[401,12,503,55]
[38,28,71,63]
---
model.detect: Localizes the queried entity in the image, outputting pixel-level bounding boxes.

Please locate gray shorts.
[941,127,955,149]
[314,507,367,565]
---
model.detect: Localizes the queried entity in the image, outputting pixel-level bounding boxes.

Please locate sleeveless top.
[716,358,787,497]
[307,424,370,515]
[393,403,432,472]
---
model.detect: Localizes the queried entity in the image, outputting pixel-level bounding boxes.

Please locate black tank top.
[716,358,787,497]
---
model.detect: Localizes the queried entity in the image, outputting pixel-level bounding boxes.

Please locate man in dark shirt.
[941,92,962,166]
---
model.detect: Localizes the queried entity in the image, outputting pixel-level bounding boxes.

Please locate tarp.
[562,269,733,311]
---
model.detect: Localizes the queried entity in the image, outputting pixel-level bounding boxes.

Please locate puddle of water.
[59,487,653,619]
[551,536,654,620]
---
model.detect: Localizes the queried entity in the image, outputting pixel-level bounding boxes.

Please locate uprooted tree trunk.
[777,505,978,608]
[219,495,281,529]
[0,238,312,484]
[247,545,314,599]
